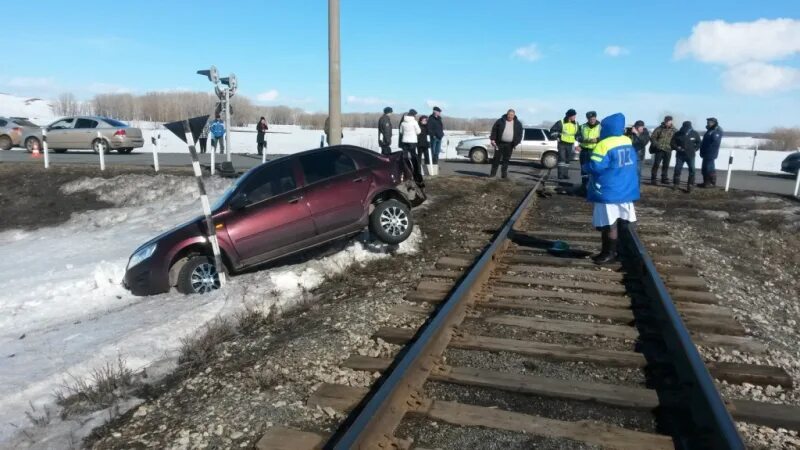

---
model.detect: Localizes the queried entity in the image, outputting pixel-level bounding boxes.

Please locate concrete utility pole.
[328,0,342,145]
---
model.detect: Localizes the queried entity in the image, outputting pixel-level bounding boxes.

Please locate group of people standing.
[549,109,724,192]
[378,106,445,186]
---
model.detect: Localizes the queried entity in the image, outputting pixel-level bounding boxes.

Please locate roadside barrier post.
[183,119,226,287]
[210,140,216,176]
[151,130,160,172]
[262,139,267,164]
[751,145,758,172]
[97,131,106,171]
[42,129,50,169]
[724,149,733,192]
[794,167,800,198]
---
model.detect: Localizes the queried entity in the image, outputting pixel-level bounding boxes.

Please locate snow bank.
[0,93,57,124]
[0,174,420,447]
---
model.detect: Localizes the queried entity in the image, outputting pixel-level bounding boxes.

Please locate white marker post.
[794,166,800,198]
[151,130,160,172]
[42,128,50,169]
[426,147,435,176]
[97,131,106,171]
[262,139,267,164]
[725,149,733,192]
[210,140,216,176]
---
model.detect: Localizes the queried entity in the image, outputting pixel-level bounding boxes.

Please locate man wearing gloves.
[378,107,393,155]
[576,111,601,194]
[671,121,701,192]
[699,117,724,188]
[582,113,640,265]
[549,109,579,180]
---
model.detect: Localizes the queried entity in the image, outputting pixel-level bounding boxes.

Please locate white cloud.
[346,95,391,106]
[604,46,629,57]
[675,18,800,95]
[256,89,280,102]
[6,77,56,89]
[675,18,800,65]
[512,43,542,62]
[722,62,800,95]
[425,100,446,109]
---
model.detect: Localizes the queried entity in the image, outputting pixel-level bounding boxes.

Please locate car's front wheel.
[541,151,558,169]
[0,135,12,150]
[470,147,488,164]
[176,255,220,294]
[370,199,413,245]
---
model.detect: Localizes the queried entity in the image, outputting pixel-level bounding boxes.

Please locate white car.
[456,126,578,169]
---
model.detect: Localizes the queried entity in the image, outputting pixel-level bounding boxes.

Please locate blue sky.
[1,0,798,131]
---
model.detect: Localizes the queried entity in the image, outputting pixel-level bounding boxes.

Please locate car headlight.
[127,243,157,270]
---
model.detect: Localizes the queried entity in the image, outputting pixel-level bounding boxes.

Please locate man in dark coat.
[378,107,393,154]
[671,121,701,192]
[427,106,444,164]
[699,117,724,188]
[489,109,523,178]
[625,120,650,184]
[649,116,677,185]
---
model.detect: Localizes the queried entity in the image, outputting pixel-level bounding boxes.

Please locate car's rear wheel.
[176,255,220,294]
[370,199,413,245]
[469,147,488,164]
[92,138,109,154]
[24,137,41,153]
[541,151,558,169]
[0,135,12,150]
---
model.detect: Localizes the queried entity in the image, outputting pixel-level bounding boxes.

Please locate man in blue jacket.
[582,113,640,265]
[699,117,723,188]
[209,114,226,154]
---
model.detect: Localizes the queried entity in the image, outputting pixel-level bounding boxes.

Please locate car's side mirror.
[229,193,249,210]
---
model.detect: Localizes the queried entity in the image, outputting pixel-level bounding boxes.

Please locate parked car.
[456,127,577,168]
[124,145,426,296]
[22,116,144,154]
[781,151,800,175]
[0,116,40,150]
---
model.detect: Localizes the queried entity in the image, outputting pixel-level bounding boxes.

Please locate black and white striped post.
[151,130,160,172]
[725,149,733,192]
[183,119,226,287]
[41,128,50,169]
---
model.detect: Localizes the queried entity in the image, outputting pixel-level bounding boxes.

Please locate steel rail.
[621,226,745,450]
[325,171,547,449]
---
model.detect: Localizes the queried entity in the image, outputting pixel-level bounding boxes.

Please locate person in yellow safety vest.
[576,111,601,195]
[549,109,579,179]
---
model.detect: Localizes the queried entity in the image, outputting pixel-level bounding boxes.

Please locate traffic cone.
[31,140,41,159]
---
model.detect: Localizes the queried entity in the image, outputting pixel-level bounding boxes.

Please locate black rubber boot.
[651,177,658,186]
[710,172,717,187]
[591,235,609,262]
[672,176,679,190]
[595,239,618,265]
[687,175,694,193]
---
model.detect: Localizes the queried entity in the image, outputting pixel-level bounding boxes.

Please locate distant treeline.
[53,91,507,134]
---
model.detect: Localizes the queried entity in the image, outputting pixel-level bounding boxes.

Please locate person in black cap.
[549,109,579,179]
[378,106,393,154]
[699,117,723,187]
[576,111,601,194]
[428,106,444,164]
[625,120,650,184]
[650,115,677,185]
[670,120,701,192]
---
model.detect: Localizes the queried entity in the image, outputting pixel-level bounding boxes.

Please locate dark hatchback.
[124,145,426,295]
[781,152,800,175]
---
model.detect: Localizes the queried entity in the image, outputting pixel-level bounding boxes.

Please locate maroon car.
[124,145,425,295]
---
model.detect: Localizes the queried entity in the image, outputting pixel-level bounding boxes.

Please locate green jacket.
[650,123,677,152]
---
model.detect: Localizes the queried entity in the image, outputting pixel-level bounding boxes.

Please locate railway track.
[256,172,800,450]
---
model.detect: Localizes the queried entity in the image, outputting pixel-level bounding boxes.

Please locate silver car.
[0,117,40,150]
[456,127,574,169]
[23,116,144,154]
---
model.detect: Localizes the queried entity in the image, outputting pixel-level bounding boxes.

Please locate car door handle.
[353,177,366,183]
[287,196,303,204]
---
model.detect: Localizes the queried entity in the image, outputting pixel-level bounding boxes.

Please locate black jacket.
[428,115,444,139]
[625,127,650,153]
[490,116,523,148]
[418,122,430,146]
[378,114,392,146]
[256,121,268,143]
[671,124,701,157]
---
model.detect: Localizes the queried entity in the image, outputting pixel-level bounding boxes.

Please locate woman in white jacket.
[399,109,424,185]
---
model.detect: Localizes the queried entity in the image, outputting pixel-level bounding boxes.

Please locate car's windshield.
[211,175,247,211]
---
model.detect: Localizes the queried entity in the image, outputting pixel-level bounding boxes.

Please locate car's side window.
[74,119,98,129]
[0,119,7,127]
[50,118,74,130]
[242,160,297,204]
[524,129,545,141]
[299,150,356,185]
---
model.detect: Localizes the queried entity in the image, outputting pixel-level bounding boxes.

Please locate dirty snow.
[0,173,420,447]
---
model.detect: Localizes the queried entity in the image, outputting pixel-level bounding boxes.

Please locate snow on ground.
[0,173,421,447]
[0,93,56,124]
